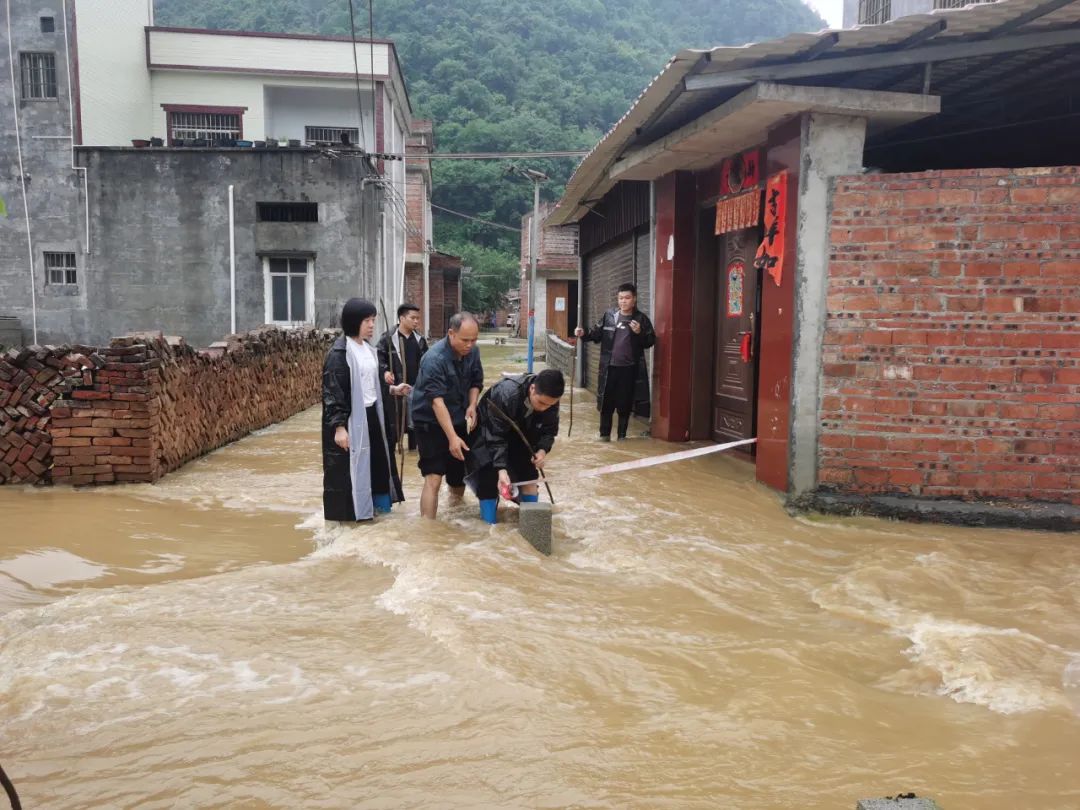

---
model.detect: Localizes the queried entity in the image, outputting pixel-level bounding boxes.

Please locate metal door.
[713,228,760,444]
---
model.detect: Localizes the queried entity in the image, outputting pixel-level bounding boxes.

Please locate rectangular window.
[20,53,57,99]
[933,0,992,7]
[264,257,313,325]
[305,126,360,146]
[45,252,77,285]
[257,202,319,223]
[168,111,241,144]
[857,0,891,24]
[40,17,55,33]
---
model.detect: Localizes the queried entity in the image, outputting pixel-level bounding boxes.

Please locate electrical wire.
[431,203,522,233]
[346,0,369,151]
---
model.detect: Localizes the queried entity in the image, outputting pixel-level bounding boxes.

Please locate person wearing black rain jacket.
[575,282,656,441]
[467,369,564,524]
[322,298,405,522]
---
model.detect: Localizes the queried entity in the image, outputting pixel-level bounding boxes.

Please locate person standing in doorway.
[377,303,428,451]
[321,298,405,521]
[575,283,656,441]
[410,312,484,520]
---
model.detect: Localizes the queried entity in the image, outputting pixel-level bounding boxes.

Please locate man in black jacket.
[467,369,563,524]
[377,303,428,450]
[575,282,656,441]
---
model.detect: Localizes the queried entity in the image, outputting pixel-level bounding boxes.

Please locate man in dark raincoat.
[322,299,405,521]
[376,302,428,451]
[575,282,656,441]
[466,369,563,524]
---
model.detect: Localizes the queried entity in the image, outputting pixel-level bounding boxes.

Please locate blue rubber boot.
[373,493,392,514]
[520,494,539,503]
[479,498,498,524]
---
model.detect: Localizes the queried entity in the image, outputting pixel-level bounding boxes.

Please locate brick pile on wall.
[821,167,1079,506]
[0,346,97,484]
[0,327,334,486]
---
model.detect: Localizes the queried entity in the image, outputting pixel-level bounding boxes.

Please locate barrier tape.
[510,437,757,494]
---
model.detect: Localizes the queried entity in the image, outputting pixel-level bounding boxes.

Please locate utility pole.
[508,167,548,373]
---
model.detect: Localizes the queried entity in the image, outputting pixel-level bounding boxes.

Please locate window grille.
[265,258,312,324]
[45,252,77,285]
[857,0,892,24]
[40,17,55,33]
[169,112,241,144]
[20,53,57,99]
[305,126,360,145]
[933,0,993,8]
[257,202,319,223]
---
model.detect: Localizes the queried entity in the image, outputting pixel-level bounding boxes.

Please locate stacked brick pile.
[50,338,161,485]
[0,327,335,487]
[150,327,333,477]
[0,346,97,484]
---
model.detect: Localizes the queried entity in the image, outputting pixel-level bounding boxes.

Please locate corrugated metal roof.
[548,0,1080,225]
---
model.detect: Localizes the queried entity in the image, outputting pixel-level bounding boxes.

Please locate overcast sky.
[805,0,844,28]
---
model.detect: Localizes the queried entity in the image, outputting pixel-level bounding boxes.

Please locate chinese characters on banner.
[714,148,763,236]
[754,170,788,287]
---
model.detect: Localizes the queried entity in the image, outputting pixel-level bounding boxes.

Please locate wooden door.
[546,279,570,339]
[712,228,759,444]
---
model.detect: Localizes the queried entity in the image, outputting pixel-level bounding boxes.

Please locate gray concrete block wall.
[70,148,382,348]
[0,0,87,347]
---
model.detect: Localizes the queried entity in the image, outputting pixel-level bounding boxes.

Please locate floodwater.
[2,342,1079,809]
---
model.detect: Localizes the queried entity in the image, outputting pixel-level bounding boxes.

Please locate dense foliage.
[156,0,823,307]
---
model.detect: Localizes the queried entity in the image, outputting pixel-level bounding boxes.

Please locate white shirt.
[347,337,380,407]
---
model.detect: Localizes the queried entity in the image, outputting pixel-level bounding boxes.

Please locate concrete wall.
[76,0,154,145]
[69,147,382,347]
[819,167,1080,507]
[147,30,392,77]
[264,84,374,146]
[0,0,89,344]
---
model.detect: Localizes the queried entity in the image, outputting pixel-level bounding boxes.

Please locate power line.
[403,150,589,160]
[432,203,521,233]
[345,0,369,151]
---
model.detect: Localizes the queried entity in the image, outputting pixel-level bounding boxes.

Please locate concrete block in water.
[857,798,941,810]
[518,502,552,555]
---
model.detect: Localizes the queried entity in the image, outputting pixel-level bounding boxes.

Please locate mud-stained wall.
[0,327,333,486]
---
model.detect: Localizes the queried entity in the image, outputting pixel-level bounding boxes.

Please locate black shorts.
[471,446,537,500]
[415,422,469,486]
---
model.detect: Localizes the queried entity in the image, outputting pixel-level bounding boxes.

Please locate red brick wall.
[821,167,1080,505]
[429,268,445,339]
[404,263,425,328]
[406,173,427,255]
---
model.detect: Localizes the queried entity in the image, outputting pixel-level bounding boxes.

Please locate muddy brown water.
[2,344,1079,809]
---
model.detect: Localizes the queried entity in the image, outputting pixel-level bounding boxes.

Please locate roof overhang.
[609,82,940,182]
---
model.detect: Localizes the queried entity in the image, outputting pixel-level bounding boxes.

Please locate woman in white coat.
[321,298,404,521]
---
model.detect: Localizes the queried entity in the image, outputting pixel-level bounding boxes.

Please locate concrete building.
[843,0,996,27]
[519,201,580,343]
[1,0,415,346]
[549,0,1080,522]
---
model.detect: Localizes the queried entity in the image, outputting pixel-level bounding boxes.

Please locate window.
[20,53,57,100]
[257,202,319,223]
[263,257,313,325]
[857,0,891,24]
[40,16,55,33]
[45,252,77,285]
[167,111,241,144]
[933,0,992,7]
[305,126,360,145]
